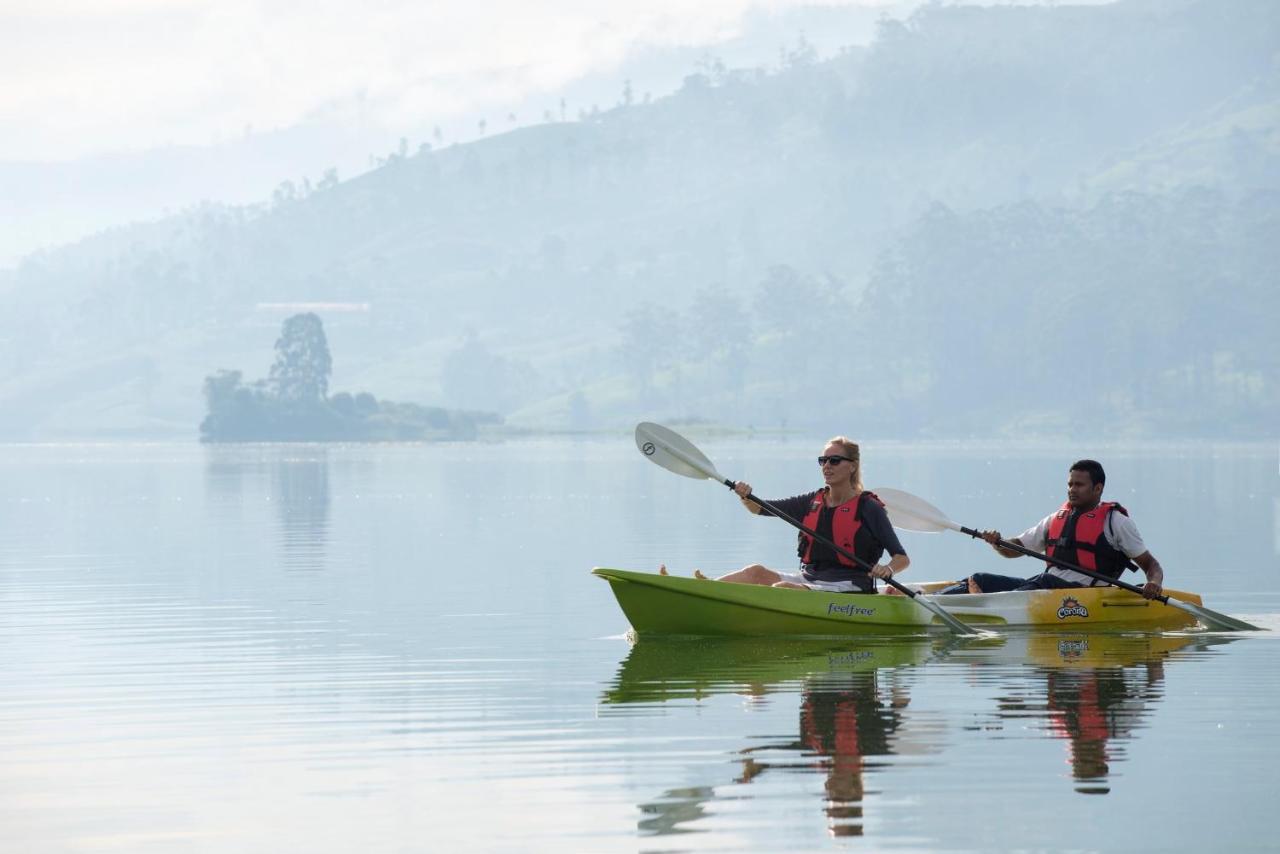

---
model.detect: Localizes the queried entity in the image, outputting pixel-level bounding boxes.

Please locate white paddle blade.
[871,487,961,534]
[635,422,724,482]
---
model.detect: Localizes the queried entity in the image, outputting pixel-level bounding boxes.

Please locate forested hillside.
[2,0,1277,439]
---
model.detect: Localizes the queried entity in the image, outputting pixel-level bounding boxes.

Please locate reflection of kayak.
[601,635,937,705]
[591,568,1203,636]
[947,631,1214,670]
[600,631,1227,707]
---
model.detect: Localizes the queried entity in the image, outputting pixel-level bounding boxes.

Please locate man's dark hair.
[1070,459,1106,486]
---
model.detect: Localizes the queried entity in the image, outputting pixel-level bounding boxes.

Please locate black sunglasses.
[818,455,853,466]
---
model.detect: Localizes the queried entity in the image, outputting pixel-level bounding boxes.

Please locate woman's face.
[820,443,853,487]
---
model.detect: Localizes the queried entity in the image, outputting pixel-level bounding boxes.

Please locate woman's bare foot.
[884,585,904,596]
[693,569,708,580]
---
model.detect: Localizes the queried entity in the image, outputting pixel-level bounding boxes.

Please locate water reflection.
[1046,664,1161,793]
[601,636,938,706]
[272,449,330,571]
[633,665,912,838]
[604,637,942,837]
[954,632,1231,795]
[638,786,715,836]
[605,632,1239,837]
[203,445,332,571]
[742,669,912,837]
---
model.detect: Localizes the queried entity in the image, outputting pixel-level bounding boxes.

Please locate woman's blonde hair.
[826,436,863,491]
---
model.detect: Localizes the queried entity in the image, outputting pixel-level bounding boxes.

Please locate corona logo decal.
[1057,596,1090,620]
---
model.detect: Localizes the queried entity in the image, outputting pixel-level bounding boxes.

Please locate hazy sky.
[0,0,879,161]
[0,0,1107,162]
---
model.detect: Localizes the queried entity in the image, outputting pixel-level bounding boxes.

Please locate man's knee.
[970,572,1024,593]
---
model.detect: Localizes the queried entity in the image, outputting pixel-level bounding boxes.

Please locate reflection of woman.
[707,437,909,594]
[806,683,909,836]
[738,673,909,838]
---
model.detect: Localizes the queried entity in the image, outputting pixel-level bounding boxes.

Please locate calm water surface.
[2,438,1278,852]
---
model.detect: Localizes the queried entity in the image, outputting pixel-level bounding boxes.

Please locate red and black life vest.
[803,695,862,758]
[1046,501,1129,582]
[796,489,883,568]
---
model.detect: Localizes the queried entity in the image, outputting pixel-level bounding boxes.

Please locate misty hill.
[0,1,910,270]
[1,0,1277,440]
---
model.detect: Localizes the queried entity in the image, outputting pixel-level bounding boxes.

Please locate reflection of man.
[994,658,1165,795]
[738,673,908,837]
[1045,661,1164,794]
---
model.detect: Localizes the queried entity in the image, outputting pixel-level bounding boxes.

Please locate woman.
[706,437,909,594]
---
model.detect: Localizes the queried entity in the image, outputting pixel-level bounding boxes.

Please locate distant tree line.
[612,188,1278,438]
[201,313,499,442]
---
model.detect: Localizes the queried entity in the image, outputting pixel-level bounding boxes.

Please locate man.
[945,459,1165,598]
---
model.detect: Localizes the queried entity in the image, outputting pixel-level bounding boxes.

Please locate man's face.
[1066,469,1104,509]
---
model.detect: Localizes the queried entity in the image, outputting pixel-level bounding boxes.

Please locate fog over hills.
[0,1,915,267]
[1,0,1277,440]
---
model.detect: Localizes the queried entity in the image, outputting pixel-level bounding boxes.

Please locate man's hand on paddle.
[981,530,1022,559]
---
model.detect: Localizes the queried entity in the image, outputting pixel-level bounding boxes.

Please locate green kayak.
[592,567,1202,636]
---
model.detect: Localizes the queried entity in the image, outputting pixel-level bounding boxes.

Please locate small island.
[200,313,498,442]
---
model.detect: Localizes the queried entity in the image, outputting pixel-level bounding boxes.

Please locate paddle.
[872,487,1262,632]
[635,422,982,635]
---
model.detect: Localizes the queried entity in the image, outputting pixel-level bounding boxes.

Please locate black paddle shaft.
[721,480,918,599]
[956,524,1168,604]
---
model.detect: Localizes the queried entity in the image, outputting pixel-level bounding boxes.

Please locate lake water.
[2,437,1278,852]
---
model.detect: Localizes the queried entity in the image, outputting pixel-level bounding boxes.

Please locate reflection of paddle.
[635,422,982,636]
[872,487,1262,632]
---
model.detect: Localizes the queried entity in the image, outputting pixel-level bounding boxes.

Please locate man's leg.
[1014,573,1080,591]
[967,572,1028,593]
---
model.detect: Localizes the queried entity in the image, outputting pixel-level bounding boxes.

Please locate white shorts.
[775,570,869,594]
